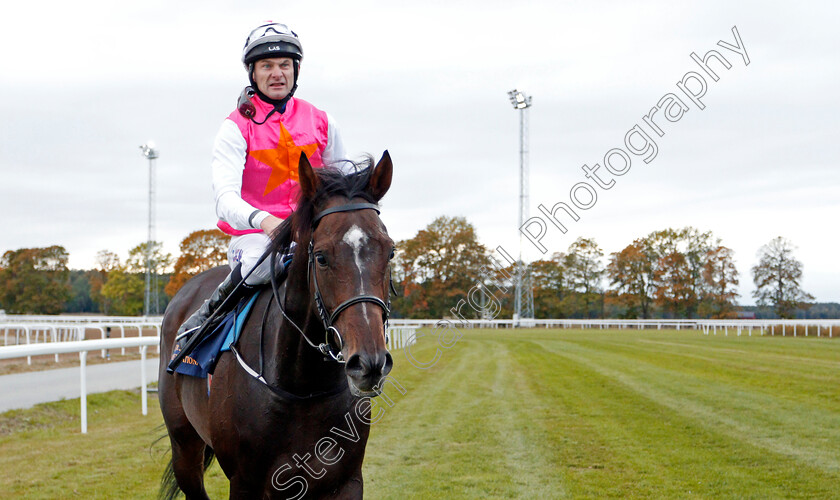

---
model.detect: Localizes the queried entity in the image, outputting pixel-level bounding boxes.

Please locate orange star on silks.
[249,122,319,196]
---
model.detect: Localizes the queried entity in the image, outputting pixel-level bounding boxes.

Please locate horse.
[158,152,395,499]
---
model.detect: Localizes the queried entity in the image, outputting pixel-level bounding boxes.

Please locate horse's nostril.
[346,351,392,380]
[345,354,364,375]
[382,352,393,376]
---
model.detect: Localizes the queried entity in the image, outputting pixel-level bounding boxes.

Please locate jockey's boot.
[169,265,253,369]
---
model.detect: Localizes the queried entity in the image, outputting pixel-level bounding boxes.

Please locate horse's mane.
[270,157,377,252]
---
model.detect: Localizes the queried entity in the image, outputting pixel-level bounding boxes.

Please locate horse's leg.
[168,424,212,500]
[159,267,229,499]
[160,373,212,500]
[229,473,264,500]
[328,474,364,499]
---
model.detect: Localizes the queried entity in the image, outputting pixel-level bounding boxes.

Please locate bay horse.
[158,152,395,499]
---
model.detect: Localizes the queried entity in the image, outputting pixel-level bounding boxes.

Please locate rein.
[229,201,391,401]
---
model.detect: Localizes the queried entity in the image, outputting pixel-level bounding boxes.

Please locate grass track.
[1,328,838,498]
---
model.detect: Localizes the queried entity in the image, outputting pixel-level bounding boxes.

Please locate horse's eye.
[315,253,328,267]
[388,248,395,260]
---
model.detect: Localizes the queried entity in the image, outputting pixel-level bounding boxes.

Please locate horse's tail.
[158,441,216,500]
[203,447,217,479]
[159,454,181,500]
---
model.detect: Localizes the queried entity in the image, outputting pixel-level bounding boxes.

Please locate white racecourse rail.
[0,315,418,433]
[0,315,162,364]
[388,318,840,337]
[0,336,158,433]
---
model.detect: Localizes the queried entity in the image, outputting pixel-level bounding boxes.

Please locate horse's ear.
[298,152,320,199]
[368,150,393,202]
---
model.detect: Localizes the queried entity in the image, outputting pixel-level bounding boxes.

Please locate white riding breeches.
[228,232,274,286]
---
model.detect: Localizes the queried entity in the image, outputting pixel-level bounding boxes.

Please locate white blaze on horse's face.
[342,224,370,317]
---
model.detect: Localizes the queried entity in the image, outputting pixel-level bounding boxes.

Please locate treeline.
[0,218,826,319]
[391,217,821,320]
[0,230,228,316]
[741,303,840,320]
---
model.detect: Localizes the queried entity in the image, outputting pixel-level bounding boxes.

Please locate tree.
[680,227,716,306]
[700,245,739,318]
[647,227,715,318]
[653,251,696,318]
[127,241,172,313]
[752,237,814,318]
[166,229,229,297]
[529,253,567,318]
[90,250,121,315]
[394,216,490,318]
[126,241,172,274]
[607,239,656,318]
[563,237,604,318]
[100,268,145,316]
[0,246,72,314]
[66,270,98,313]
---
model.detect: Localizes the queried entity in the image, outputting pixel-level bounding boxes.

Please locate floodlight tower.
[139,141,159,316]
[507,89,535,326]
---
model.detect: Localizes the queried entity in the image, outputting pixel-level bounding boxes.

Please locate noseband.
[273,202,391,363]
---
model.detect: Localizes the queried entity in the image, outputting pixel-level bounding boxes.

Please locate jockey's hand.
[260,215,283,237]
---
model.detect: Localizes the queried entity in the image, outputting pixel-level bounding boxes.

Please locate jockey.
[173,21,346,352]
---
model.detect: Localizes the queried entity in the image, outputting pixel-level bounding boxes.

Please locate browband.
[312,203,380,227]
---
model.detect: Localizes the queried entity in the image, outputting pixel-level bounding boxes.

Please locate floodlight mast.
[507,90,535,326]
[139,142,159,316]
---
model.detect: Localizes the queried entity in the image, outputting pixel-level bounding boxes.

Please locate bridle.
[271,202,391,363]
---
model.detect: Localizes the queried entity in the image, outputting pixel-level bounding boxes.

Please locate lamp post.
[507,89,535,326]
[139,141,159,316]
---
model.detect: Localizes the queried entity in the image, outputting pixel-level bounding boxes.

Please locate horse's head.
[293,152,394,397]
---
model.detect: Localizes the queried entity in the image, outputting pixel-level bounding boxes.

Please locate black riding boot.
[170,265,252,364]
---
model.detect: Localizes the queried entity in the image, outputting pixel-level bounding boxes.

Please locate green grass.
[1,329,838,499]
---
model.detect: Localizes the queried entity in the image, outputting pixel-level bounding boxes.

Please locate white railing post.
[97,326,106,358]
[141,345,148,416]
[26,327,31,365]
[80,350,88,434]
[50,326,59,362]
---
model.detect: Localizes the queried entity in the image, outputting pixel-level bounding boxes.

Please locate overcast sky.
[1,1,838,304]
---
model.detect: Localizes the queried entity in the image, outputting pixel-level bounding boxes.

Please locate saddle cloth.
[174,293,260,378]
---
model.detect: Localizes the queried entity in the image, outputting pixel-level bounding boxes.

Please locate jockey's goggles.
[246,23,296,42]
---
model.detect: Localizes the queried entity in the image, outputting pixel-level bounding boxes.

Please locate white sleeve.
[322,113,354,174]
[211,119,271,230]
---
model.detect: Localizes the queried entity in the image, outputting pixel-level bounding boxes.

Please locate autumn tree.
[752,236,814,318]
[562,237,604,318]
[0,246,72,314]
[700,245,739,318]
[126,241,172,274]
[680,227,717,303]
[653,251,696,318]
[166,229,229,297]
[90,250,121,314]
[647,227,716,318]
[529,253,566,318]
[100,268,144,316]
[127,240,172,313]
[607,239,656,318]
[394,216,490,318]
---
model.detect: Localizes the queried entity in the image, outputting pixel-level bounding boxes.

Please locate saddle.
[172,292,261,378]
[172,251,293,378]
